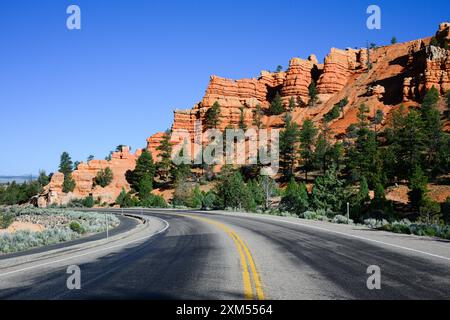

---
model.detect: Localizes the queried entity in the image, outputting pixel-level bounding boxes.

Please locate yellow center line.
[177,214,264,300]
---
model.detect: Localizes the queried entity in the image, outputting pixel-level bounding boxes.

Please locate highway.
[0,209,449,300]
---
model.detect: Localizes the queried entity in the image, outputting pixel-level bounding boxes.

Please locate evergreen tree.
[126,149,156,193]
[280,113,300,180]
[308,80,319,106]
[430,37,439,47]
[59,152,76,193]
[115,188,137,208]
[214,171,255,211]
[37,170,49,187]
[350,176,370,221]
[299,119,318,181]
[59,152,73,177]
[297,96,306,108]
[391,36,397,44]
[396,110,426,179]
[205,101,221,128]
[268,92,285,115]
[94,167,113,188]
[420,87,445,176]
[347,104,382,186]
[248,179,264,206]
[313,133,331,173]
[138,173,153,200]
[311,166,345,213]
[370,182,387,212]
[87,155,95,162]
[408,166,428,212]
[276,65,283,72]
[373,109,384,133]
[280,178,309,215]
[156,130,173,183]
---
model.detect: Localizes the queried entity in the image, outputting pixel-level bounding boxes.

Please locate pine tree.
[87,155,94,162]
[269,92,285,115]
[59,152,73,177]
[313,133,331,173]
[205,101,221,128]
[299,119,318,181]
[297,96,306,108]
[280,113,300,180]
[280,178,309,215]
[311,166,345,213]
[391,36,397,44]
[214,171,255,211]
[156,130,173,183]
[138,173,153,200]
[37,170,49,187]
[408,166,428,212]
[373,109,384,133]
[59,152,76,193]
[370,182,387,212]
[126,149,156,193]
[308,80,319,106]
[420,87,445,176]
[94,167,113,188]
[248,179,264,206]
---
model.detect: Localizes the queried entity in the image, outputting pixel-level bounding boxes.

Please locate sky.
[0,0,449,175]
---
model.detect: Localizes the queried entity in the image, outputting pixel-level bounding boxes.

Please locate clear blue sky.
[0,0,448,175]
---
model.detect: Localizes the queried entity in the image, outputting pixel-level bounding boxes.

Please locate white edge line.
[0,217,169,278]
[238,214,450,262]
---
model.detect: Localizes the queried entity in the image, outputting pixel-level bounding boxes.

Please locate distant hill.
[0,176,36,184]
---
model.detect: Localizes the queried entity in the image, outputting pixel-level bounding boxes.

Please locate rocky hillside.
[37,22,450,207]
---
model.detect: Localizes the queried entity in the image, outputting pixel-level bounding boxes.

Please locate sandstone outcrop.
[37,22,450,207]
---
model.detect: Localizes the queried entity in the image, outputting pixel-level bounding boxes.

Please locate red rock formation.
[317,48,366,99]
[37,22,450,207]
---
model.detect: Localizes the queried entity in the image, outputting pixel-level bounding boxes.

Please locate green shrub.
[82,196,95,208]
[324,105,341,122]
[95,167,114,187]
[0,211,15,229]
[202,191,216,209]
[69,221,84,234]
[140,194,168,208]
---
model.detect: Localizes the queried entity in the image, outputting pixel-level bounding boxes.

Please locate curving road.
[0,209,449,300]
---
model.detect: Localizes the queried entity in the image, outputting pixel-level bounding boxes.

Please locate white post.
[105,212,109,238]
[346,202,350,224]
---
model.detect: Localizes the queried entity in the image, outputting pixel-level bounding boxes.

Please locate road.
[0,209,449,300]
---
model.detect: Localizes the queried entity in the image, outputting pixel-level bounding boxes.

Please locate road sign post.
[105,212,109,239]
[346,202,350,224]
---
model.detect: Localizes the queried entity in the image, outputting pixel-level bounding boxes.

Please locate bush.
[140,194,168,208]
[0,209,120,253]
[0,211,15,229]
[69,221,84,234]
[324,105,341,122]
[332,215,353,224]
[82,196,95,208]
[202,191,216,209]
[95,167,114,188]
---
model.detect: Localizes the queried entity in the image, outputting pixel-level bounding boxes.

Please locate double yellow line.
[179,214,265,300]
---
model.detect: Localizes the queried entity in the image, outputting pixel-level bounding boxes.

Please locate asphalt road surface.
[0,209,449,300]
